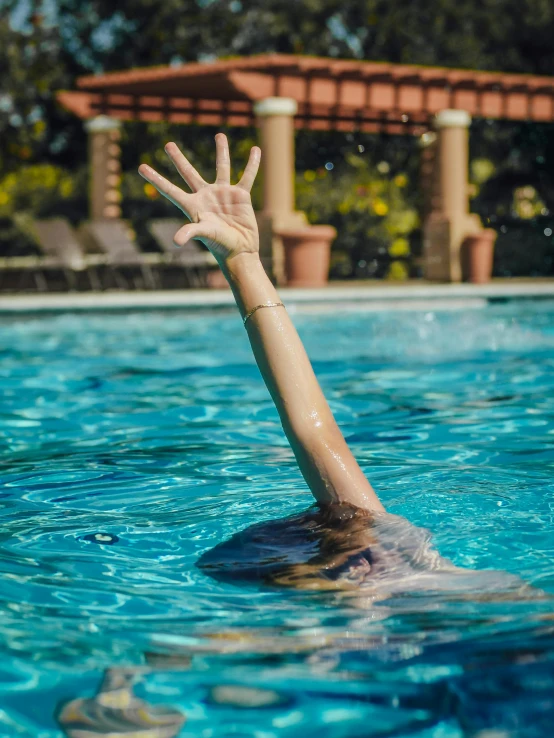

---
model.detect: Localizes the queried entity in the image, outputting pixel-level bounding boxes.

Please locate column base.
[423,213,481,282]
[260,211,308,285]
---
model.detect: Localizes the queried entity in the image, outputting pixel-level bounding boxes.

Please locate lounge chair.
[0,254,49,292]
[148,218,218,287]
[0,218,106,292]
[79,220,162,290]
[32,218,106,291]
[147,218,217,287]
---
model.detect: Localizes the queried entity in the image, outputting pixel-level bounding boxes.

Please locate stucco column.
[84,116,122,220]
[253,97,298,218]
[253,98,307,283]
[423,109,479,282]
[437,109,470,233]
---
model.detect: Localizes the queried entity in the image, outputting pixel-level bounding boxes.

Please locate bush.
[0,164,86,256]
[492,217,554,277]
[296,152,419,279]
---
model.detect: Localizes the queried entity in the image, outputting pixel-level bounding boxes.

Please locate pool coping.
[1,281,554,314]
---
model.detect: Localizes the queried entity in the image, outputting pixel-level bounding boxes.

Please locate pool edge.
[1,282,554,314]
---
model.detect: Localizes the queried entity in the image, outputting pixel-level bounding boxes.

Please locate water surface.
[0,301,553,736]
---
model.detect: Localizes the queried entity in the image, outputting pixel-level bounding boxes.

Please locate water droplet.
[544,228,552,237]
[357,144,365,153]
[325,162,334,171]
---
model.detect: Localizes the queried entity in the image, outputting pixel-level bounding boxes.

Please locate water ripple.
[0,304,554,736]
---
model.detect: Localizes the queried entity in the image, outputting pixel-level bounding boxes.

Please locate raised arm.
[139,134,384,513]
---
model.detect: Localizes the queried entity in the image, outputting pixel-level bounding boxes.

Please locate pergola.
[59,54,554,283]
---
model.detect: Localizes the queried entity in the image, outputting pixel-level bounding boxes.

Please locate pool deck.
[1,279,554,314]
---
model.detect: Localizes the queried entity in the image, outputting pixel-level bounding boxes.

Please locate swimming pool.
[1,301,553,737]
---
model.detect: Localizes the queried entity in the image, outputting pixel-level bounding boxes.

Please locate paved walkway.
[1,280,553,314]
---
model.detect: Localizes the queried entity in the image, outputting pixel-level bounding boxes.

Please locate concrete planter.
[463,228,497,284]
[278,225,337,287]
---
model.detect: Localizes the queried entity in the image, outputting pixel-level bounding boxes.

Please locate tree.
[0,9,84,173]
[53,0,554,76]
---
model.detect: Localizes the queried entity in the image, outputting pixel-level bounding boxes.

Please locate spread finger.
[164,142,207,192]
[215,133,231,185]
[138,164,195,219]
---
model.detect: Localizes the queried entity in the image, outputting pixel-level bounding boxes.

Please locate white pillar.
[253,97,298,219]
[253,97,307,284]
[84,116,122,220]
[436,109,471,230]
[424,109,479,282]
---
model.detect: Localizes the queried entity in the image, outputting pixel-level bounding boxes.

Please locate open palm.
[138,135,261,264]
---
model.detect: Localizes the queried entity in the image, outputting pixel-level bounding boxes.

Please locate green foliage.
[53,0,554,75]
[296,147,418,278]
[293,130,421,277]
[0,13,80,173]
[3,0,554,276]
[493,217,554,277]
[470,120,554,223]
[0,163,87,255]
[0,164,81,217]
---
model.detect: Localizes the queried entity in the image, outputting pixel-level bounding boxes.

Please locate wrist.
[221,251,263,281]
[220,251,280,321]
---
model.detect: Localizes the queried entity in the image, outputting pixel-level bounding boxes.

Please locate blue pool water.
[1,301,554,737]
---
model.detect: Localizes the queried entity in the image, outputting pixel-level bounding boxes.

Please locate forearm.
[138,136,382,511]
[222,253,384,512]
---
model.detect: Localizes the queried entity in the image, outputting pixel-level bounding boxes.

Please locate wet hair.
[197,503,377,590]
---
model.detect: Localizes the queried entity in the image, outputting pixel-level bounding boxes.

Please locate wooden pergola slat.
[58,53,554,133]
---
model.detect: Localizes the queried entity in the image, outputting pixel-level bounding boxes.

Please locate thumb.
[173,222,211,247]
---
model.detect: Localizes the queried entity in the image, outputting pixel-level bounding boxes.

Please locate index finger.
[236,146,261,192]
[138,164,195,218]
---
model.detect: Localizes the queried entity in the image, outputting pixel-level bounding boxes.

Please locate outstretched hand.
[138,134,261,264]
